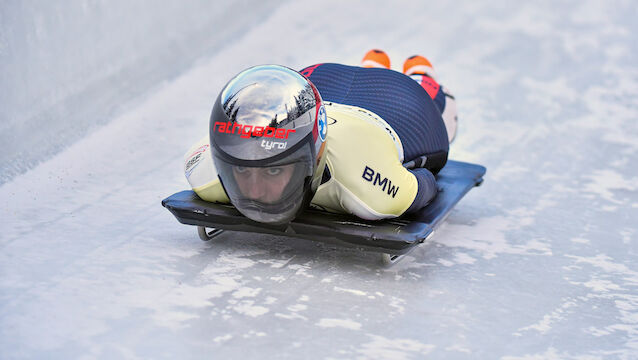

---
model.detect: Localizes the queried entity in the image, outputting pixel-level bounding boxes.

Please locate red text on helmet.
[213,121,296,139]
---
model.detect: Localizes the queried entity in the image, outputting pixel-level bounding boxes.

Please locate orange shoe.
[403,55,436,79]
[361,49,391,69]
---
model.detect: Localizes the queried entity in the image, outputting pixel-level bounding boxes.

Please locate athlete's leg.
[299,63,449,173]
[403,55,458,143]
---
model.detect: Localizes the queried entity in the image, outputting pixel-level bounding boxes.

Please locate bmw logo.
[318,106,327,142]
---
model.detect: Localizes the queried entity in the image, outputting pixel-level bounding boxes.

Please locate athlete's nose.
[245,172,266,200]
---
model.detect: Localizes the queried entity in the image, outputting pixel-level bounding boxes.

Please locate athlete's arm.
[184,136,230,203]
[404,168,438,213]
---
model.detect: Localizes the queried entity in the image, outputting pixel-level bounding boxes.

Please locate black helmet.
[209,65,328,224]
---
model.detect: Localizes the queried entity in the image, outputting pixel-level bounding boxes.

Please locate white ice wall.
[0,0,280,184]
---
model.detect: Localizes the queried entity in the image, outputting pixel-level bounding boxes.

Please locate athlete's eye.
[235,166,248,173]
[266,167,282,176]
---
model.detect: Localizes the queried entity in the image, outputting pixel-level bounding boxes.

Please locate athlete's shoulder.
[324,102,405,163]
[312,102,418,219]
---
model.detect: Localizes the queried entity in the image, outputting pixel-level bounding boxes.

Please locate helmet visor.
[213,144,313,224]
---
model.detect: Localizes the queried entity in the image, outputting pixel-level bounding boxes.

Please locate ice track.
[2,0,638,358]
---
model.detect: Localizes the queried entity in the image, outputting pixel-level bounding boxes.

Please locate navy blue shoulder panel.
[300,63,449,167]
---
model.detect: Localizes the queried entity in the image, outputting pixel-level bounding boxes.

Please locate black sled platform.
[162,160,485,261]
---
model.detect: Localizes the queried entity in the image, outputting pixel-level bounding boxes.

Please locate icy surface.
[1,0,638,359]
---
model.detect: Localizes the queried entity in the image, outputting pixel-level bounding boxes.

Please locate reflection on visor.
[232,164,297,204]
[212,139,315,225]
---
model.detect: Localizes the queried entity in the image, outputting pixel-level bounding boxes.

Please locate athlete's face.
[232,164,296,204]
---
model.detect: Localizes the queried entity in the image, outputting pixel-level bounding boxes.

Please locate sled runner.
[162,160,485,264]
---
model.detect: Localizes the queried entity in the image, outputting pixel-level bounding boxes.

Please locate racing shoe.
[361,49,391,69]
[403,55,437,80]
